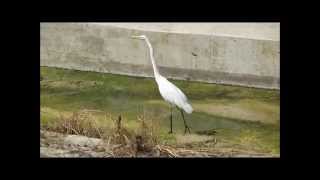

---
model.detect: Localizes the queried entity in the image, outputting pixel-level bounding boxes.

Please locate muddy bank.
[40,130,278,158]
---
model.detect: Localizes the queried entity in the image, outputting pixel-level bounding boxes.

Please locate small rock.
[40,147,69,157]
[64,135,103,147]
[95,145,106,152]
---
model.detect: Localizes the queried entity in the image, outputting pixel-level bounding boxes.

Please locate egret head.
[131,35,147,40]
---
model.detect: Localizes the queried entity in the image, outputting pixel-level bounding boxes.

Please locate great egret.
[131,35,193,134]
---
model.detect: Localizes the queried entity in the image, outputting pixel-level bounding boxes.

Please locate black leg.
[179,109,191,134]
[168,106,173,134]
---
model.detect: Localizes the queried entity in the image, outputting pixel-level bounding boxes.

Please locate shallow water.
[40,67,280,155]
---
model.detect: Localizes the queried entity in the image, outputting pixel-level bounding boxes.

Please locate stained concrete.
[40,23,280,89]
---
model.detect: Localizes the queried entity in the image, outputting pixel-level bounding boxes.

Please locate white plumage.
[131,35,193,133]
[156,75,193,114]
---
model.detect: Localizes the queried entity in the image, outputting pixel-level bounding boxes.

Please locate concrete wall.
[40,23,280,89]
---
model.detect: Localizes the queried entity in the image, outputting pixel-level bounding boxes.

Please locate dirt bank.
[40,130,278,158]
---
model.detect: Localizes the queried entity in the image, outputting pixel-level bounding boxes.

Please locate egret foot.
[168,130,173,134]
[184,126,191,134]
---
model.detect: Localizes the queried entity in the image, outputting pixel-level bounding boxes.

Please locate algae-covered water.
[40,66,280,155]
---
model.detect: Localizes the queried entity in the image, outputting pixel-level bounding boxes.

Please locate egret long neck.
[144,38,160,78]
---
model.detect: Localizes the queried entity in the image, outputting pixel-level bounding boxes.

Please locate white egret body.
[156,75,193,114]
[132,35,193,133]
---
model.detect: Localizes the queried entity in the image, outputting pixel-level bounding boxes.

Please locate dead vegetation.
[41,109,277,157]
[41,109,172,157]
[105,113,165,157]
[42,110,104,138]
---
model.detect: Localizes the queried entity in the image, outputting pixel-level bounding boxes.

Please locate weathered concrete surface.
[40,23,280,89]
[97,23,279,41]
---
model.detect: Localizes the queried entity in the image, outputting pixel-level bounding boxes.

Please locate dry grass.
[106,114,163,156]
[40,112,276,157]
[41,110,224,157]
[40,109,277,157]
[43,110,104,138]
[41,109,166,157]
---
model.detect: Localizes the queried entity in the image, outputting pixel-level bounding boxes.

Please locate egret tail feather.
[183,103,193,114]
